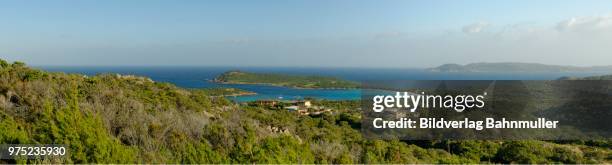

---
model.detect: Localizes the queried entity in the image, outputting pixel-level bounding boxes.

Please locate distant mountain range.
[427,62,612,73]
[558,75,612,80]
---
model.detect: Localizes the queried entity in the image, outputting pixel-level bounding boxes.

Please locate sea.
[36,66,610,102]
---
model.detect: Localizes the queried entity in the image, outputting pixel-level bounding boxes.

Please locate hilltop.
[0,59,609,163]
[428,62,612,73]
[213,71,360,89]
[0,60,464,163]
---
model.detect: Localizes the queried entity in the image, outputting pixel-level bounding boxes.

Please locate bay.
[36,66,610,102]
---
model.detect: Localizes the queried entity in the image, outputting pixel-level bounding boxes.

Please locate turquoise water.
[38,66,611,102]
[222,84,360,102]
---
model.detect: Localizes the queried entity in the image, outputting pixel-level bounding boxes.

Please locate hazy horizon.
[2,0,612,67]
[26,62,612,69]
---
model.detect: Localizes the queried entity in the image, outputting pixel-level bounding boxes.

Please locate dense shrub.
[0,60,609,163]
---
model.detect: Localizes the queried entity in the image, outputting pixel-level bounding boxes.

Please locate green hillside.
[214,71,360,89]
[0,59,609,163]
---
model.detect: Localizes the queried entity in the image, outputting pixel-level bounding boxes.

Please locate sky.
[1,0,612,68]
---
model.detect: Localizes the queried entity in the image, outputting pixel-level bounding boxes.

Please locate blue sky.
[1,0,612,67]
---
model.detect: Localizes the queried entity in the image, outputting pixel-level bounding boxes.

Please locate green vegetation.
[199,87,256,97]
[0,59,610,163]
[214,70,360,89]
[428,62,612,72]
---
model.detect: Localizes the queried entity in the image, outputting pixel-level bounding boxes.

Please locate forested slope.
[0,59,609,163]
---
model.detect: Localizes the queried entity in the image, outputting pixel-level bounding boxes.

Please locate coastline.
[211,80,361,90]
[219,91,257,97]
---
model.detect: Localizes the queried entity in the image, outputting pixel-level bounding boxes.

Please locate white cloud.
[556,14,612,32]
[462,22,490,34]
[459,14,612,40]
